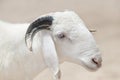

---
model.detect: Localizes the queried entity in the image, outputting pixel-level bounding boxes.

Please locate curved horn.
[25,16,54,51]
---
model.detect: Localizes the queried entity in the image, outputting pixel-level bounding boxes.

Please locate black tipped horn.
[25,16,53,51]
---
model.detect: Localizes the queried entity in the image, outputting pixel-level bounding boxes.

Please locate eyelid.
[55,32,73,42]
[58,33,65,39]
[58,34,73,42]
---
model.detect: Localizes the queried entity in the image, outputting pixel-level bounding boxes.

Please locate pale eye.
[57,33,65,39]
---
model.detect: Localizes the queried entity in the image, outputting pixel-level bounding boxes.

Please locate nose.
[92,57,102,68]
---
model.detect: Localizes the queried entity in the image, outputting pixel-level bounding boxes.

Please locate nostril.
[92,58,98,65]
[92,58,102,67]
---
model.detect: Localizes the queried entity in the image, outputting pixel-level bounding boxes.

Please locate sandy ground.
[0,0,120,80]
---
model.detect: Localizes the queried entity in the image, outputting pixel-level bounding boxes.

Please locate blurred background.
[0,0,120,80]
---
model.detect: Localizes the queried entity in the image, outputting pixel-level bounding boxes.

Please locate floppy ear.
[25,16,61,80]
[42,31,61,80]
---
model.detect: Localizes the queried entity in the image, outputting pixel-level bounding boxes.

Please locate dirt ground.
[0,0,120,80]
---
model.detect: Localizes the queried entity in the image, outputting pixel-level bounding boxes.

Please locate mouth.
[84,64,99,71]
[87,62,102,71]
[80,59,102,71]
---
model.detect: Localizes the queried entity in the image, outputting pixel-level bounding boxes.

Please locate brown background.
[0,0,120,80]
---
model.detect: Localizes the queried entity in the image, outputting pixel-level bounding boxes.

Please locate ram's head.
[25,11,102,80]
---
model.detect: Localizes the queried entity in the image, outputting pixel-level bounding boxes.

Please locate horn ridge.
[25,16,53,51]
[26,16,53,34]
[25,25,50,51]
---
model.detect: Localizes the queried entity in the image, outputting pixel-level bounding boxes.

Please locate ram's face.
[52,11,102,71]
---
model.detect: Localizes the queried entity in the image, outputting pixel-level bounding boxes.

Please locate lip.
[81,61,101,71]
[90,62,102,71]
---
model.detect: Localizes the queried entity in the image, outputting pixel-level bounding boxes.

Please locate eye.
[57,33,65,39]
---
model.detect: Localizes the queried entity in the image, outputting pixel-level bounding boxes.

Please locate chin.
[82,63,100,72]
[85,66,99,72]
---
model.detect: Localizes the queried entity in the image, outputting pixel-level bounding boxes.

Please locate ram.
[0,11,102,80]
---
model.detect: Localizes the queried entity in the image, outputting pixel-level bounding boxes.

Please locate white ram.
[0,11,102,80]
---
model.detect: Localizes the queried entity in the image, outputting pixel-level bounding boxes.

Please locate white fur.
[0,11,102,80]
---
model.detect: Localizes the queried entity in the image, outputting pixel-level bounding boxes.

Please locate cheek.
[55,41,78,56]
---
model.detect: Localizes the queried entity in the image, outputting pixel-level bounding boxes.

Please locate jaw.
[65,56,101,72]
[65,58,100,72]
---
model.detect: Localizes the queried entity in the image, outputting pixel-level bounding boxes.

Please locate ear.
[42,31,61,80]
